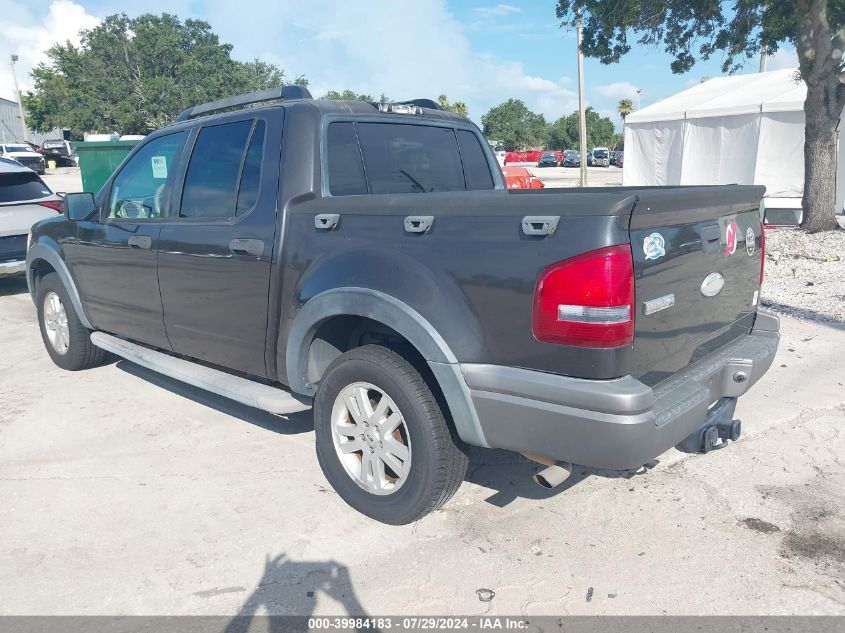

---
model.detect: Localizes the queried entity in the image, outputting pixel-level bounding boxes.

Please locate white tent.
[623,68,845,222]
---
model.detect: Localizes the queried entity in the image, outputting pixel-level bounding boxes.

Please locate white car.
[592,146,610,167]
[0,143,46,174]
[0,159,63,277]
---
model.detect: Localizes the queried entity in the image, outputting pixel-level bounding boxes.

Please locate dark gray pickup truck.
[25,87,779,524]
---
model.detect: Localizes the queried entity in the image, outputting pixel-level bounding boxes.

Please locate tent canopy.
[623,69,811,201]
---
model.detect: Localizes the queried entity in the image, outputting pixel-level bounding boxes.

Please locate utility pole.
[759,52,767,73]
[635,88,643,110]
[576,15,588,187]
[10,55,28,142]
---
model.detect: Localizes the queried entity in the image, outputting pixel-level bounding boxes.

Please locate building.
[0,95,66,145]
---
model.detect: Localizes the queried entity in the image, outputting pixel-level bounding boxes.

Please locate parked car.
[537,151,559,167]
[562,149,580,167]
[616,151,624,168]
[0,143,46,174]
[586,150,594,166]
[26,88,778,524]
[1,160,63,277]
[592,147,610,167]
[40,139,78,167]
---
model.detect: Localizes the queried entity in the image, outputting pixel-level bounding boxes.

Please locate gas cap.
[701,272,725,297]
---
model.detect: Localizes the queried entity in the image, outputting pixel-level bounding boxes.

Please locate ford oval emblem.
[701,272,725,297]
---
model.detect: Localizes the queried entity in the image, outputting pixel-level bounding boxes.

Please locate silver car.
[0,159,63,277]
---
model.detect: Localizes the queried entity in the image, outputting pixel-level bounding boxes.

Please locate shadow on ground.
[222,553,370,632]
[464,446,658,507]
[116,361,313,435]
[0,277,29,297]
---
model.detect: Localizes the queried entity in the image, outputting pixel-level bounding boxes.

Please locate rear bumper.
[462,312,780,470]
[0,260,26,277]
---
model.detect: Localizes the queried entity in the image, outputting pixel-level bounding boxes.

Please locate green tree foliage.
[437,94,469,117]
[321,89,375,101]
[547,107,616,150]
[556,0,843,232]
[617,98,633,121]
[24,13,298,137]
[481,99,548,151]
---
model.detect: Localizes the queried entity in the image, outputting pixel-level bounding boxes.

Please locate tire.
[36,272,106,371]
[314,345,468,524]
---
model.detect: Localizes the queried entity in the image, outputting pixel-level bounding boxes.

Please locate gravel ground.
[761,228,845,323]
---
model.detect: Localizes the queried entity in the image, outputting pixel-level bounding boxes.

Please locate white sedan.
[0,158,63,277]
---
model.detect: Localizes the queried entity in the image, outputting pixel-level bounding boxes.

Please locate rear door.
[157,114,279,376]
[66,131,188,349]
[628,185,765,381]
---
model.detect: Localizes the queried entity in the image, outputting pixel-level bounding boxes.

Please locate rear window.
[457,130,494,190]
[180,120,255,219]
[356,123,465,194]
[327,122,495,195]
[0,172,51,202]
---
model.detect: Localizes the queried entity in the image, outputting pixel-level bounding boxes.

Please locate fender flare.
[26,243,94,330]
[285,287,488,447]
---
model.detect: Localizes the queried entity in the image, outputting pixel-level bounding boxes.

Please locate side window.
[236,120,265,215]
[179,120,253,219]
[327,122,367,196]
[355,123,465,194]
[107,132,186,220]
[457,130,494,190]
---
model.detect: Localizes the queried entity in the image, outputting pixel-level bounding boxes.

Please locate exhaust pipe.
[523,453,573,489]
[533,462,572,488]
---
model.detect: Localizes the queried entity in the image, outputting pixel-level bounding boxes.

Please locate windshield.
[3,145,31,153]
[542,152,555,158]
[594,150,607,158]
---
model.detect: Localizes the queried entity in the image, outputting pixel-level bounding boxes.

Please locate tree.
[547,107,616,150]
[437,94,469,117]
[556,0,842,232]
[617,98,633,122]
[481,99,548,151]
[321,89,375,101]
[24,13,296,137]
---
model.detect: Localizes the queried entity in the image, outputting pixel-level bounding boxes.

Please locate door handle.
[404,215,434,233]
[521,216,559,236]
[229,238,265,257]
[315,214,340,230]
[128,235,152,249]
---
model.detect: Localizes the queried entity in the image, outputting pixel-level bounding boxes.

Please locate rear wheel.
[314,345,468,524]
[36,272,107,371]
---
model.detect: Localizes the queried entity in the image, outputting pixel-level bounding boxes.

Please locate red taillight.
[759,221,766,286]
[38,200,63,213]
[533,244,635,348]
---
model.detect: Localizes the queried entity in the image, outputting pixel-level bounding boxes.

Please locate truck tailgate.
[628,185,765,383]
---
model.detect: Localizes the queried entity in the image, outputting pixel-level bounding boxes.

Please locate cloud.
[1,0,579,126]
[594,81,638,101]
[766,47,798,71]
[473,4,522,18]
[0,0,100,101]
[196,0,577,123]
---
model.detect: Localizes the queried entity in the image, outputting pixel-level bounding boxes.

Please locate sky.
[0,0,800,130]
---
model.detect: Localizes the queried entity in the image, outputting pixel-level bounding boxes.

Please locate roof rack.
[393,99,440,110]
[174,85,313,123]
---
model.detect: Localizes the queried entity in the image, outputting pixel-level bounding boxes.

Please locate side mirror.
[63,192,96,221]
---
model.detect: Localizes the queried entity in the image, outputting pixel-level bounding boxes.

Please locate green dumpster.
[73,140,141,194]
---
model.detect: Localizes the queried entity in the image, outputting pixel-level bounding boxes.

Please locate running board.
[90,332,312,415]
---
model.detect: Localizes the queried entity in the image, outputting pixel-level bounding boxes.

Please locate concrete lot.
[2,165,842,616]
[526,165,623,188]
[1,278,844,615]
